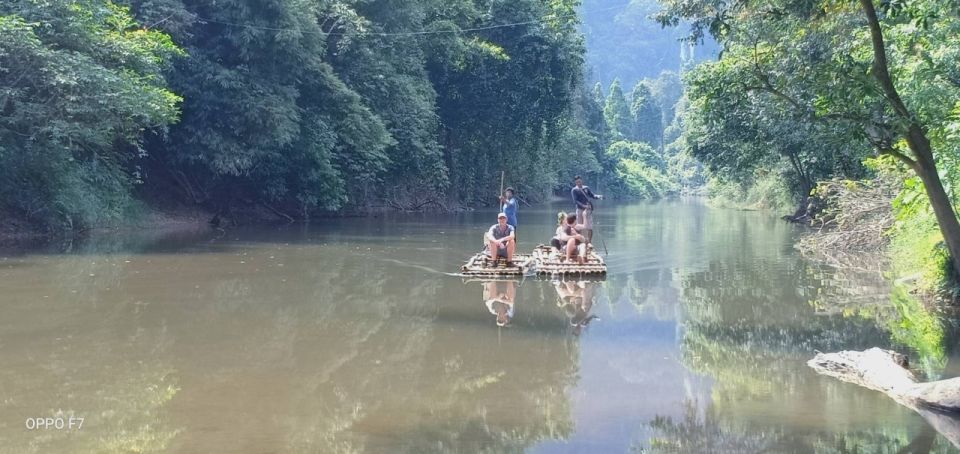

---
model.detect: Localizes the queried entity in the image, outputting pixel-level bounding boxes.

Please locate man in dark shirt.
[570,175,602,244]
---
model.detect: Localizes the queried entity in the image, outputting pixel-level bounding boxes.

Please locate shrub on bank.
[705,171,794,212]
[888,180,954,295]
[798,155,957,297]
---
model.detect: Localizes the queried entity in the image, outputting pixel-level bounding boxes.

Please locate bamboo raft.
[460,252,535,277]
[459,245,606,278]
[531,244,606,277]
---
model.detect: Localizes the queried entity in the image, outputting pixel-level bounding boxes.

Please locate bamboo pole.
[499,170,505,205]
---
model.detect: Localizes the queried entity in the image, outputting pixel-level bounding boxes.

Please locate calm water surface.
[1,200,958,453]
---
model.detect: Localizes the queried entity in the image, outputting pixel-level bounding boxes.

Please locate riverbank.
[0,206,212,251]
[795,174,960,304]
[0,199,479,249]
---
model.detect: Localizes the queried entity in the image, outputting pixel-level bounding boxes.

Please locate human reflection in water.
[554,280,599,336]
[483,280,516,327]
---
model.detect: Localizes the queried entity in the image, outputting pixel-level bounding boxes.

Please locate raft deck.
[460,252,535,277]
[531,244,607,277]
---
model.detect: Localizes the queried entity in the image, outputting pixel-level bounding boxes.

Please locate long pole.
[499,170,505,201]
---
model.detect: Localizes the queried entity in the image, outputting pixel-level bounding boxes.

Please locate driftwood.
[809,348,960,448]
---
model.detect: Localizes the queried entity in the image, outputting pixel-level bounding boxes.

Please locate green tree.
[658,0,960,277]
[0,0,181,230]
[428,0,587,204]
[629,82,663,150]
[325,0,449,208]
[603,79,634,141]
[133,0,394,216]
[647,71,684,143]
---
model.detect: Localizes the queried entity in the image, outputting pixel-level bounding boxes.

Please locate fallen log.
[808,348,960,447]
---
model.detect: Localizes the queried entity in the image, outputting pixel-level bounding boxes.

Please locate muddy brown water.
[1,200,957,453]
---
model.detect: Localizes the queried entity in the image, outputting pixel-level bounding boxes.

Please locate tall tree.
[647,71,684,139]
[327,0,448,208]
[603,79,634,141]
[134,0,394,215]
[0,0,181,229]
[659,0,960,277]
[428,0,586,204]
[630,82,663,150]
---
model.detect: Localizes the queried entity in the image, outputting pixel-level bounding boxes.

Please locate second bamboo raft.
[531,244,606,277]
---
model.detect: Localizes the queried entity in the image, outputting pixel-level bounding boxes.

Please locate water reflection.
[644,399,957,453]
[0,233,580,452]
[1,201,959,452]
[553,280,600,336]
[482,280,516,327]
[660,248,959,452]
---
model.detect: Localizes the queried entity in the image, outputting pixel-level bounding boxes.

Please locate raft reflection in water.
[482,280,516,327]
[554,280,599,336]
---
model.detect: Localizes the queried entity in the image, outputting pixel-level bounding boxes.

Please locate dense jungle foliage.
[9,0,958,288]
[0,0,698,232]
[659,0,960,283]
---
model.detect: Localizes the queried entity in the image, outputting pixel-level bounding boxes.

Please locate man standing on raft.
[500,187,518,230]
[571,175,602,245]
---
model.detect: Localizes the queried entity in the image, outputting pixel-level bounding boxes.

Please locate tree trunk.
[785,145,812,197]
[859,0,960,279]
[809,348,960,448]
[915,148,960,278]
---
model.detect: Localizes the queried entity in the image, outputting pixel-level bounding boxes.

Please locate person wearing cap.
[484,280,515,327]
[485,212,516,266]
[499,187,518,229]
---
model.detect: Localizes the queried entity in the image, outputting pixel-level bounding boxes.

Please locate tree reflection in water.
[642,399,954,453]
[0,236,582,453]
[652,254,960,453]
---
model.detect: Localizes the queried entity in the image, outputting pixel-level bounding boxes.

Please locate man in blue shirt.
[500,187,518,229]
[570,175,602,244]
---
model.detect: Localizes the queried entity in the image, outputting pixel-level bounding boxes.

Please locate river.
[1,200,957,453]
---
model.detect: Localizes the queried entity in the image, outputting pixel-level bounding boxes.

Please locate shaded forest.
[0,0,700,233]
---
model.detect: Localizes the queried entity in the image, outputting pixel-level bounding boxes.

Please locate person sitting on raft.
[486,212,516,266]
[551,213,587,264]
[550,211,567,251]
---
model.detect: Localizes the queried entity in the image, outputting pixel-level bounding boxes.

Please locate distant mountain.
[579,0,718,87]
